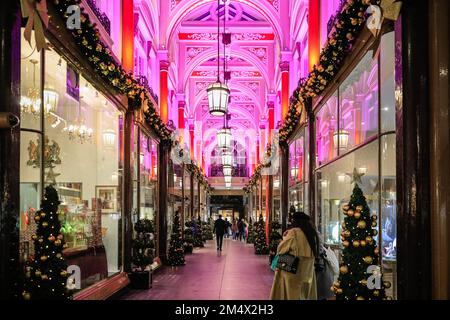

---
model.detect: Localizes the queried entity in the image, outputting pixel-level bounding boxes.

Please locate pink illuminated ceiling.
[168,0,284,172]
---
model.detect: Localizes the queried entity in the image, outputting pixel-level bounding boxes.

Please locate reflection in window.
[316,141,379,245]
[316,91,338,166]
[339,51,379,150]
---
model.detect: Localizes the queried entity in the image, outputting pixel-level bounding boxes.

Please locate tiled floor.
[121,238,274,300]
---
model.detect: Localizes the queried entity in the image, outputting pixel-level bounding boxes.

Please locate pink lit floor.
[121,238,274,300]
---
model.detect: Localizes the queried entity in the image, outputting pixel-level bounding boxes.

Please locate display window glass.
[20,41,124,290]
[380,32,396,133]
[339,50,379,151]
[316,141,379,246]
[289,127,309,213]
[183,168,191,223]
[316,91,338,166]
[273,172,281,224]
[139,134,158,221]
[168,162,183,246]
[381,133,397,298]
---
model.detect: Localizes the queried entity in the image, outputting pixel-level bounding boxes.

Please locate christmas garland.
[279,0,380,143]
[52,0,171,140]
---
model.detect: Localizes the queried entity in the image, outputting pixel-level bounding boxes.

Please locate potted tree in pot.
[184,222,194,254]
[129,219,155,289]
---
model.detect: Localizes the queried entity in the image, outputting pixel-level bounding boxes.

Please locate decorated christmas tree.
[22,186,69,300]
[202,220,213,240]
[131,219,155,271]
[167,211,185,266]
[332,182,389,300]
[193,218,205,248]
[254,215,268,255]
[268,221,283,263]
[184,222,194,254]
[247,219,255,244]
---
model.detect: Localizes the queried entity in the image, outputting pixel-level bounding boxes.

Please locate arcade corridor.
[121,239,273,300]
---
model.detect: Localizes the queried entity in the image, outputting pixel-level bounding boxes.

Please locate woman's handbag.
[271,254,279,271]
[276,253,299,274]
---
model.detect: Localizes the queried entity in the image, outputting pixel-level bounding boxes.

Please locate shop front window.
[289,127,309,213]
[381,133,397,298]
[316,141,379,246]
[339,51,379,151]
[139,134,158,221]
[19,40,124,290]
[316,91,338,166]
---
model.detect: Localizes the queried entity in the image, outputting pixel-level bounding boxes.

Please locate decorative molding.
[191,70,263,78]
[243,47,268,64]
[186,47,210,64]
[179,33,275,41]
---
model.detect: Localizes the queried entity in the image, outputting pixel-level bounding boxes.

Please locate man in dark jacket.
[213,215,227,251]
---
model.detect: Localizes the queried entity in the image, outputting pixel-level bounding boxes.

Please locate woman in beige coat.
[270,212,319,300]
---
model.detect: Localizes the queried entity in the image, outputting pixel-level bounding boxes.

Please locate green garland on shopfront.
[53,0,171,141]
[279,0,381,143]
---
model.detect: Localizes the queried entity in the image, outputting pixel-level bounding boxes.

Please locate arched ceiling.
[165,0,288,178]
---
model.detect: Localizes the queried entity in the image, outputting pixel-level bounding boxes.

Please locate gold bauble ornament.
[40,255,48,262]
[336,288,343,294]
[34,215,40,221]
[42,222,48,227]
[354,212,361,219]
[343,240,350,247]
[344,230,351,237]
[340,265,349,274]
[60,271,68,277]
[31,234,37,240]
[55,240,62,246]
[356,205,363,211]
[374,247,380,255]
[357,220,367,229]
[384,281,392,289]
[40,212,46,218]
[353,240,360,247]
[22,291,31,300]
[48,236,56,242]
[372,221,377,227]
[35,270,41,277]
[41,274,48,281]
[25,272,31,278]
[356,296,365,300]
[333,281,341,288]
[56,253,62,258]
[347,209,354,217]
[363,256,373,264]
[366,236,373,243]
[373,229,378,236]
[373,290,380,297]
[371,215,378,220]
[360,240,367,247]
[360,279,368,286]
[38,238,44,243]
[343,204,350,212]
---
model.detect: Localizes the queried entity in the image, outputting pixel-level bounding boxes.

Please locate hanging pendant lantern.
[223,166,232,176]
[221,150,233,167]
[208,82,230,116]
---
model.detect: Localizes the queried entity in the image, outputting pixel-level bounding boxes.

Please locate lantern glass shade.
[290,167,298,178]
[43,89,59,114]
[221,151,233,167]
[102,129,116,148]
[224,176,232,184]
[223,166,232,176]
[333,130,350,151]
[207,81,230,116]
[217,127,232,149]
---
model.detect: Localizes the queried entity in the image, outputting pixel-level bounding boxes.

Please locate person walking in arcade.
[213,215,227,251]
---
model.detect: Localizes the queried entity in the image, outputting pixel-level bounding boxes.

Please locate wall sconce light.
[102,129,116,148]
